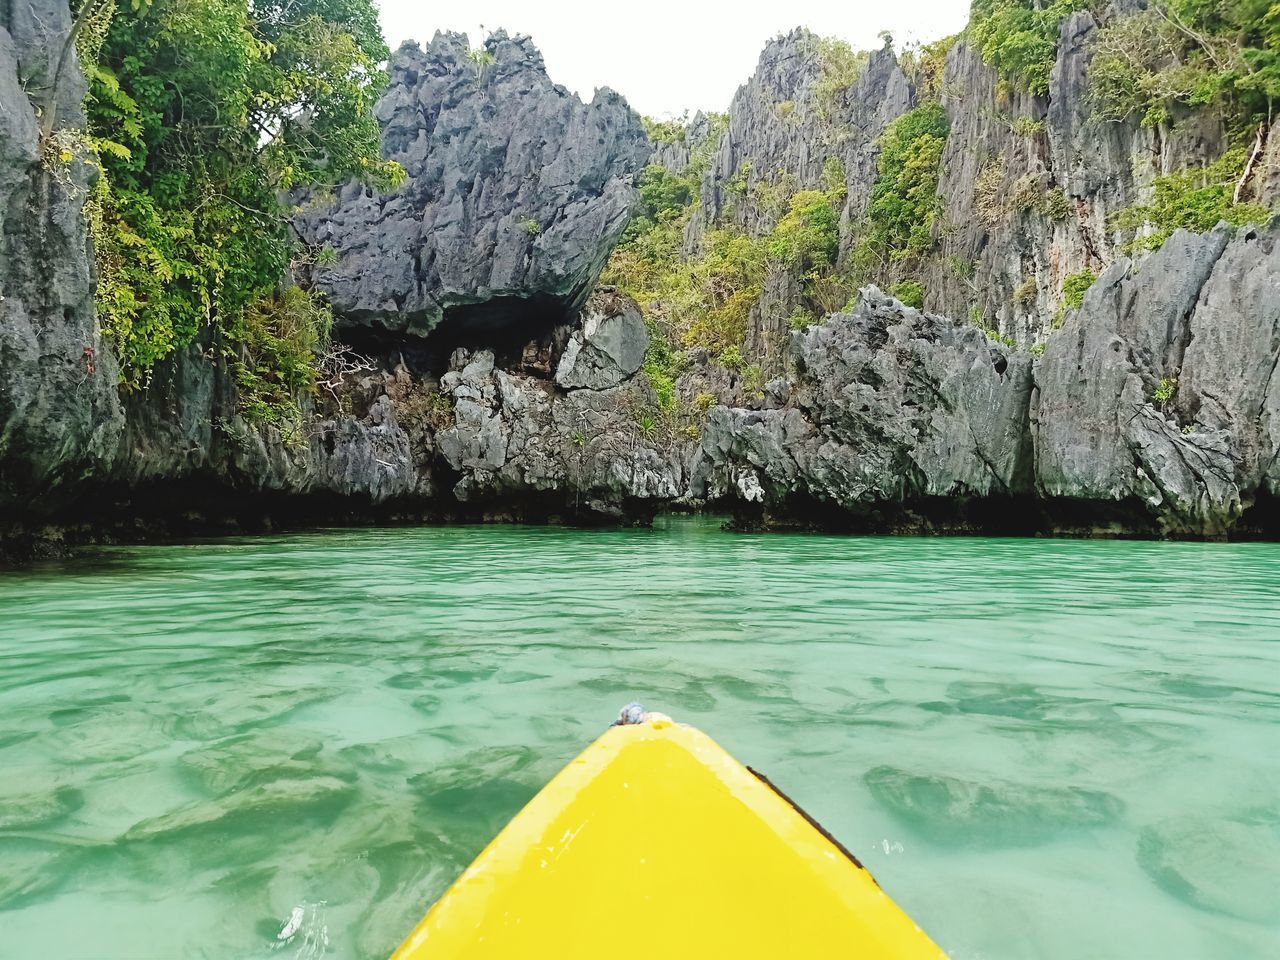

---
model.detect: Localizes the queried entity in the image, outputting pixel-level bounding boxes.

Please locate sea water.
[1,519,1277,958]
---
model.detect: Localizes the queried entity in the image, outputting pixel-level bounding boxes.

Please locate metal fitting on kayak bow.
[613,702,673,726]
[613,702,646,726]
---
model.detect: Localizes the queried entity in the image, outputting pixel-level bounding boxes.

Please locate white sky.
[376,0,971,118]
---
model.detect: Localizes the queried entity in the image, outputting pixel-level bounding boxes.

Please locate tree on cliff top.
[76,0,402,396]
[1088,0,1279,125]
[967,0,1092,96]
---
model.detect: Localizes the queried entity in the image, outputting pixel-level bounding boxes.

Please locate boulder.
[1137,817,1280,922]
[435,295,686,521]
[865,765,1123,846]
[694,286,1035,524]
[555,292,648,390]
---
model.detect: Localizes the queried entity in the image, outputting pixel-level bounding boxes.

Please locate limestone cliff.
[0,22,669,554]
[1035,223,1280,536]
[1,8,1279,555]
[653,18,1251,362]
[923,12,1227,342]
[0,2,125,534]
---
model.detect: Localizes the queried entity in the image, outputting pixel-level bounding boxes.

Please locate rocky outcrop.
[110,339,434,506]
[126,30,669,525]
[693,287,1035,529]
[298,31,649,339]
[695,35,911,240]
[41,290,676,541]
[1035,224,1280,536]
[697,220,1280,537]
[919,38,1070,341]
[437,330,685,519]
[555,291,648,390]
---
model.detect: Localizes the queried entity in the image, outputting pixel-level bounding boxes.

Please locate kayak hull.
[390,718,945,958]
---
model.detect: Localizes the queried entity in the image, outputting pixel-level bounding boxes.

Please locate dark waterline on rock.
[1,518,1278,958]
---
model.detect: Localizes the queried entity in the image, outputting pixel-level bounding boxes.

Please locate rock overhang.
[296,29,652,347]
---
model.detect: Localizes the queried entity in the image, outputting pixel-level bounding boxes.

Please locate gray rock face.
[0,3,125,523]
[1036,224,1280,536]
[694,35,910,241]
[111,338,433,505]
[920,39,1067,342]
[437,307,684,520]
[694,287,1034,524]
[299,31,649,338]
[555,291,648,390]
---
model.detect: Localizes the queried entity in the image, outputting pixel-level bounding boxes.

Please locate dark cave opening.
[335,324,446,377]
[1238,489,1280,540]
[334,294,572,377]
[435,294,571,356]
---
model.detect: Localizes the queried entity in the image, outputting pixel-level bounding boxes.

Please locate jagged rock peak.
[693,285,1035,525]
[402,29,547,77]
[298,30,651,340]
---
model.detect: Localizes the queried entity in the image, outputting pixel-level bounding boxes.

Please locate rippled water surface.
[2,520,1279,959]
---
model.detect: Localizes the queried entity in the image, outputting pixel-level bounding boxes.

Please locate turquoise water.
[1,519,1278,959]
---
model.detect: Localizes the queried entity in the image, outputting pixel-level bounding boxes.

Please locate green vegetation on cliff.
[769,158,846,274]
[642,116,689,144]
[1111,149,1270,252]
[1082,2,1279,253]
[769,158,848,313]
[852,102,949,279]
[805,34,870,120]
[1087,0,1280,129]
[78,0,401,413]
[900,34,960,99]
[605,137,848,365]
[227,287,333,431]
[1061,269,1096,310]
[603,115,740,356]
[967,0,1091,95]
[968,1,1279,257]
[890,279,926,309]
[609,88,948,375]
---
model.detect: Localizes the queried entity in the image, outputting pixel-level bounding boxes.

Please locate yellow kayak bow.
[390,710,945,958]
